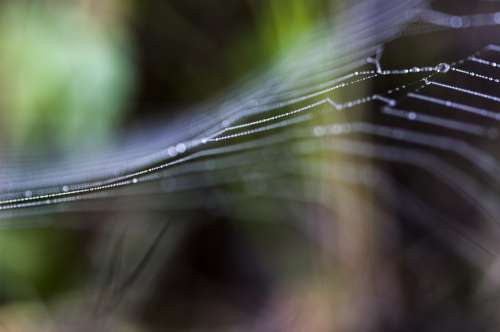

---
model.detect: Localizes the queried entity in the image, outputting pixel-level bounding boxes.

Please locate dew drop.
[450,16,463,29]
[313,126,326,136]
[176,143,187,154]
[167,146,178,157]
[495,12,500,24]
[435,63,450,73]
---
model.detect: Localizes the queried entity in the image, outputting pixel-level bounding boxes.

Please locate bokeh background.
[1,0,500,331]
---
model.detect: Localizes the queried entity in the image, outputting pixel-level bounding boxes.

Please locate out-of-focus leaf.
[0,2,134,153]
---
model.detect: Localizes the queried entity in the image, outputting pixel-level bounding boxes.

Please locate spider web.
[1,0,500,262]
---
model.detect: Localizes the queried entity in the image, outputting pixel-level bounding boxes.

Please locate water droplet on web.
[313,126,326,136]
[495,12,500,24]
[62,185,69,192]
[176,143,186,154]
[435,63,450,73]
[330,124,343,134]
[167,146,177,157]
[24,190,33,198]
[132,178,138,184]
[450,16,463,28]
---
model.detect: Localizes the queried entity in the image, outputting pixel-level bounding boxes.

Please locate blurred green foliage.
[0,228,82,299]
[0,0,133,305]
[230,0,332,77]
[0,1,134,152]
[0,0,332,312]
[258,0,326,58]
